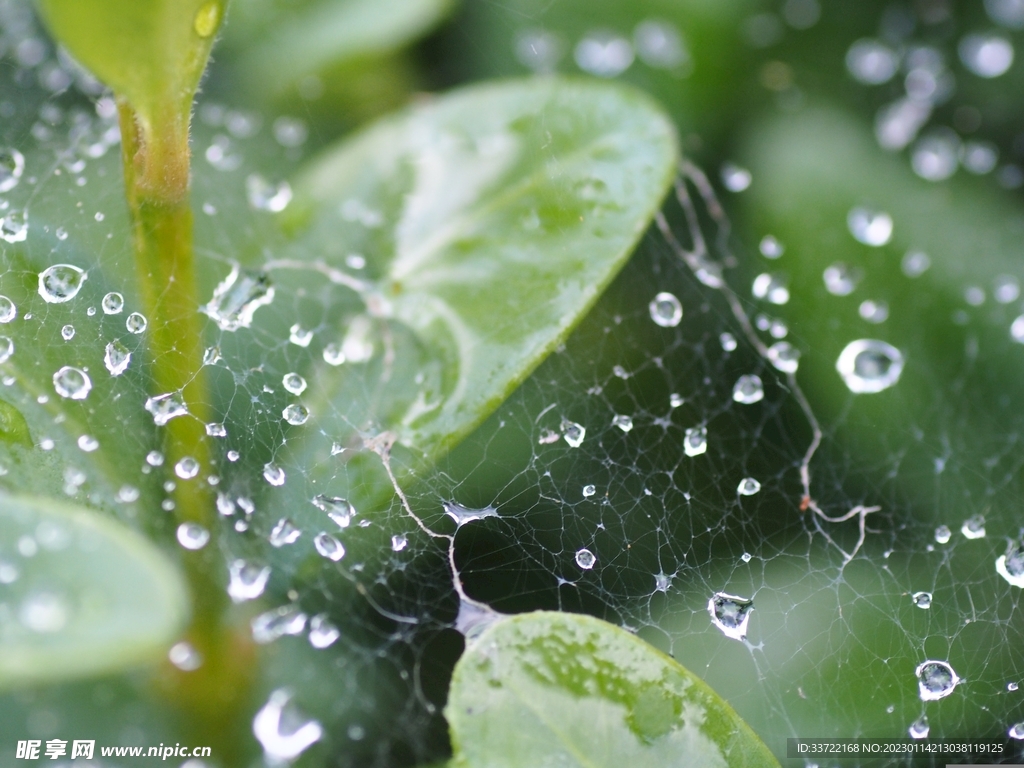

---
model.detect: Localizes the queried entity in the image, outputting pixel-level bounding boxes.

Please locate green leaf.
[445,611,779,768]
[0,400,31,447]
[0,492,188,687]
[35,0,225,128]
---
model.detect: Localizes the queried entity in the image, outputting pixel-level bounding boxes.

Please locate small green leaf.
[0,492,189,687]
[446,611,779,768]
[0,399,31,447]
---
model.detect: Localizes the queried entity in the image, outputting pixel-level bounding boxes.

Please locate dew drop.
[916,660,960,701]
[61,324,75,341]
[846,38,899,84]
[583,484,596,498]
[836,339,904,394]
[912,591,932,608]
[206,422,227,437]
[341,316,374,362]
[737,477,761,496]
[168,641,202,671]
[0,296,16,323]
[391,533,408,552]
[994,274,1020,304]
[269,517,300,547]
[228,560,271,603]
[648,292,682,327]
[732,374,765,405]
[909,715,930,739]
[847,207,893,246]
[995,541,1024,587]
[1009,682,1019,692]
[720,162,752,192]
[176,522,210,550]
[684,425,707,457]
[902,251,931,278]
[322,343,345,366]
[669,393,684,408]
[859,299,889,323]
[611,414,633,432]
[101,292,123,314]
[308,613,340,649]
[823,262,860,296]
[709,592,753,641]
[960,33,1014,77]
[175,457,200,480]
[0,147,25,193]
[202,265,275,331]
[282,372,307,395]
[0,336,12,364]
[720,332,737,352]
[146,450,165,467]
[246,174,292,212]
[961,514,986,539]
[312,495,355,528]
[20,590,69,633]
[289,324,313,348]
[654,572,671,592]
[0,209,27,243]
[282,403,309,426]
[575,548,596,569]
[252,689,322,760]
[38,264,87,303]
[912,130,960,181]
[145,392,188,425]
[1010,722,1024,740]
[752,273,789,304]
[77,434,98,452]
[935,524,952,544]
[633,19,687,69]
[263,463,286,487]
[125,312,147,334]
[252,607,307,645]
[53,366,91,400]
[561,419,586,448]
[444,501,498,525]
[273,116,309,148]
[574,30,634,77]
[767,341,800,373]
[203,345,223,365]
[313,532,345,561]
[759,235,784,258]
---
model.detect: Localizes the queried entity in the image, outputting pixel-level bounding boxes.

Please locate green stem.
[119,101,254,765]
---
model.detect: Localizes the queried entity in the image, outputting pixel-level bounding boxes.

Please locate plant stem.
[119,100,255,764]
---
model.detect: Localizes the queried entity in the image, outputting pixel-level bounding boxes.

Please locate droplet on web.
[202,265,275,331]
[767,341,800,373]
[916,660,960,701]
[582,484,596,498]
[732,374,764,404]
[648,291,682,327]
[206,422,227,437]
[444,501,498,526]
[561,419,586,448]
[908,715,930,739]
[176,522,210,550]
[934,524,951,544]
[228,560,271,603]
[0,209,27,243]
[147,450,165,467]
[912,591,932,609]
[759,235,784,258]
[1010,722,1024,740]
[575,548,596,569]
[203,346,223,365]
[246,174,292,212]
[961,514,986,539]
[847,207,893,246]
[0,336,12,364]
[168,641,202,672]
[709,592,753,640]
[124,312,147,334]
[720,162,752,192]
[720,332,737,352]
[611,414,633,432]
[0,147,25,193]
[263,463,286,486]
[0,296,15,323]
[282,403,309,426]
[283,372,307,395]
[684,425,707,457]
[101,292,123,314]
[103,340,130,376]
[996,541,1024,587]
[341,316,374,362]
[175,457,200,480]
[312,495,355,527]
[308,613,340,648]
[77,434,98,452]
[823,262,860,295]
[836,339,904,394]
[669,393,684,408]
[60,324,75,341]
[959,33,1014,77]
[38,264,87,303]
[252,606,307,645]
[268,517,300,547]
[391,533,408,552]
[859,299,889,323]
[289,323,313,348]
[737,477,761,496]
[145,392,188,425]
[252,689,322,760]
[313,532,345,561]
[752,273,789,304]
[53,366,91,400]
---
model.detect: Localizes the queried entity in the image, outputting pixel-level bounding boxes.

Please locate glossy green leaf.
[445,611,779,768]
[0,400,31,447]
[0,492,188,687]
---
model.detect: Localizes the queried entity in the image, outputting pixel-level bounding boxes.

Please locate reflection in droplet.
[848,207,893,246]
[0,296,15,324]
[125,312,147,334]
[733,374,765,405]
[282,404,309,426]
[836,339,904,394]
[684,425,708,457]
[391,534,408,552]
[444,501,499,526]
[228,560,271,603]
[648,292,682,327]
[0,209,27,243]
[53,366,91,400]
[575,548,596,569]
[38,264,87,303]
[561,419,586,448]
[916,660,960,701]
[283,373,307,395]
[252,689,322,760]
[0,336,12,365]
[611,414,633,432]
[708,592,753,641]
[1010,722,1024,740]
[175,457,200,480]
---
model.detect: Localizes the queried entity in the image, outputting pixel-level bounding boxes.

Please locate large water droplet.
[176,522,210,550]
[767,341,800,373]
[836,339,904,394]
[313,532,345,561]
[912,591,932,608]
[101,292,124,314]
[575,548,596,569]
[252,689,322,761]
[38,264,87,303]
[263,463,286,486]
[312,495,355,527]
[282,404,309,426]
[916,660,960,701]
[145,392,188,425]
[709,592,753,640]
[996,541,1024,587]
[847,207,893,246]
[269,518,300,547]
[246,174,293,212]
[737,477,761,496]
[648,292,682,327]
[53,366,91,400]
[282,373,307,395]
[684,425,708,457]
[0,296,16,323]
[732,374,765,404]
[252,606,307,645]
[308,614,340,648]
[444,501,498,526]
[203,265,275,331]
[959,33,1014,77]
[0,147,25,193]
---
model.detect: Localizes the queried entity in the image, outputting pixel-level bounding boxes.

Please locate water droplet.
[313,495,355,527]
[859,300,889,323]
[960,33,1014,77]
[848,207,893,246]
[0,296,16,323]
[308,613,340,649]
[176,522,210,550]
[203,346,223,365]
[101,292,124,314]
[912,591,932,608]
[228,560,271,603]
[98,339,129,378]
[993,274,1020,304]
[1010,722,1024,740]
[633,19,688,70]
[669,393,684,408]
[77,434,98,452]
[909,715,930,739]
[961,514,986,539]
[720,162,752,192]
[20,591,69,633]
[175,457,200,480]
[59,324,75,341]
[263,463,286,486]
[341,316,374,362]
[575,548,596,569]
[0,208,27,243]
[125,312,147,334]
[737,477,761,496]
[252,606,307,644]
[252,689,322,760]
[611,414,633,432]
[741,552,752,562]
[282,373,307,395]
[168,641,202,671]
[322,343,345,366]
[759,235,784,258]
[935,524,952,544]
[0,147,25,193]
[575,30,634,77]
[269,517,300,547]
[0,336,13,365]
[767,341,800,373]
[313,532,345,561]
[206,422,227,438]
[900,251,930,278]
[582,484,596,497]
[708,592,753,641]
[38,264,87,303]
[203,265,275,331]
[846,38,899,84]
[273,116,309,148]
[145,392,188,425]
[823,262,860,296]
[444,501,499,526]
[836,339,904,394]
[911,130,960,181]
[246,173,292,212]
[916,660,960,701]
[282,403,309,426]
[285,324,313,349]
[732,374,765,405]
[391,533,408,552]
[720,332,738,352]
[194,0,221,37]
[996,541,1024,587]
[752,273,789,305]
[684,425,708,457]
[52,366,91,400]
[561,419,586,448]
[648,292,682,327]
[1009,681,1019,691]
[147,451,165,466]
